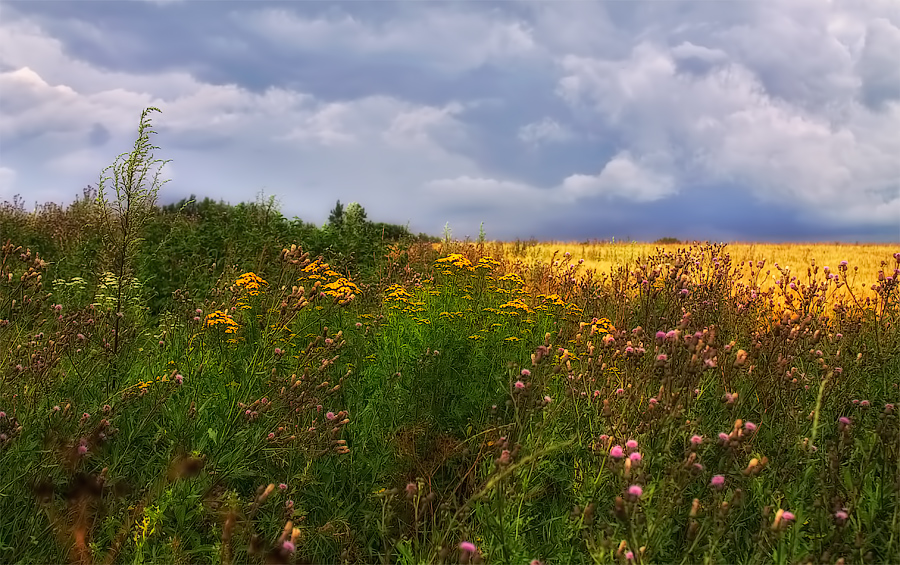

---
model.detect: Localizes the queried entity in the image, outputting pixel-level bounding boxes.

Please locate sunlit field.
[496,241,896,301]
[1,109,898,564]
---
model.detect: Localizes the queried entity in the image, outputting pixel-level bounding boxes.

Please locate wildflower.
[629,452,642,462]
[835,510,848,522]
[326,412,336,421]
[718,432,729,443]
[711,475,725,489]
[175,374,183,385]
[610,445,624,459]
[514,381,525,390]
[690,435,703,446]
[859,400,870,408]
[625,551,635,561]
[279,483,287,491]
[268,433,276,440]
[616,388,625,395]
[543,396,552,404]
[521,369,531,377]
[626,439,638,450]
[627,485,643,499]
[282,541,296,553]
[460,541,477,553]
[648,397,658,406]
[782,511,795,522]
[744,421,756,432]
[0,412,5,419]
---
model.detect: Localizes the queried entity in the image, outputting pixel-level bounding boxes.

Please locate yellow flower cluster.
[384,284,426,315]
[498,298,532,315]
[435,253,473,270]
[205,310,239,334]
[136,373,170,390]
[299,261,360,298]
[434,254,503,274]
[235,272,267,296]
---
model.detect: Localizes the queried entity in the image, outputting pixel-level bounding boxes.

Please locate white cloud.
[560,152,676,202]
[236,7,539,74]
[555,38,900,226]
[518,117,573,146]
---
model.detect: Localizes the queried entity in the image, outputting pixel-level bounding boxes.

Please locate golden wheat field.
[488,241,898,300]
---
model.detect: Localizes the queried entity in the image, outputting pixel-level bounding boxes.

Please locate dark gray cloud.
[0,0,897,242]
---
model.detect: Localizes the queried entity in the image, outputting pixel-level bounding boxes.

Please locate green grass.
[1,237,898,564]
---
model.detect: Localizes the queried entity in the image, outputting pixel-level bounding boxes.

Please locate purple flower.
[718,432,729,442]
[629,452,642,462]
[839,416,851,425]
[782,511,795,522]
[835,510,848,522]
[514,380,525,390]
[610,445,624,459]
[460,541,477,554]
[282,541,296,553]
[279,483,287,490]
[627,485,643,498]
[625,439,638,450]
[744,421,756,432]
[326,411,336,421]
[690,435,703,446]
[521,369,531,377]
[711,475,725,489]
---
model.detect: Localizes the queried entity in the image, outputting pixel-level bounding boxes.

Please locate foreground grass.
[1,240,899,564]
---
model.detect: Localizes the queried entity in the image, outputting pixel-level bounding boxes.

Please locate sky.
[0,0,898,242]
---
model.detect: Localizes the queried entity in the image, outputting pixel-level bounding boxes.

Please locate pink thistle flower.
[838,416,851,425]
[859,400,870,408]
[782,511,795,522]
[326,411,336,421]
[835,510,848,522]
[629,452,642,462]
[616,388,625,395]
[282,541,296,553]
[625,551,635,561]
[521,369,531,377]
[744,421,756,432]
[690,435,703,446]
[175,374,183,384]
[459,541,477,554]
[0,412,5,419]
[627,485,643,498]
[718,432,729,442]
[77,443,88,456]
[710,475,725,489]
[279,483,287,490]
[543,395,552,404]
[514,380,525,390]
[656,354,667,362]
[268,433,275,440]
[625,439,638,450]
[610,445,624,459]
